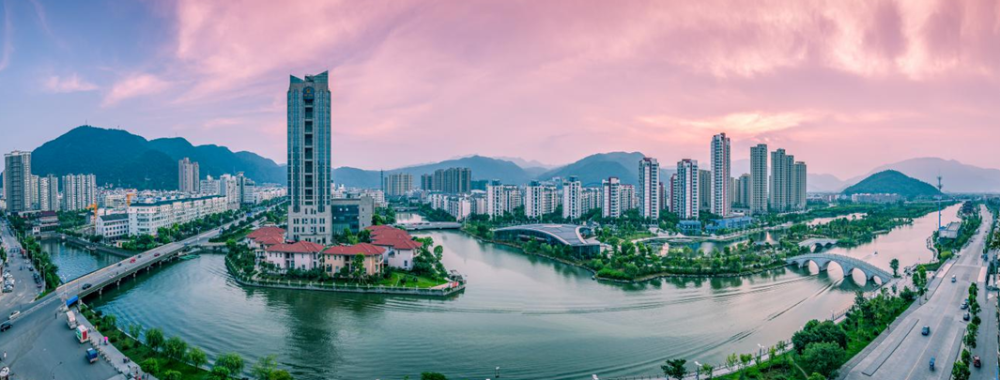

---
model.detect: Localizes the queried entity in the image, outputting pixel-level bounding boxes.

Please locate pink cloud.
[44,74,98,93]
[102,73,170,106]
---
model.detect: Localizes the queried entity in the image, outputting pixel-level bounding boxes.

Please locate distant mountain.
[842,170,941,197]
[331,155,532,188]
[331,167,382,189]
[30,126,285,190]
[538,152,646,187]
[492,156,558,170]
[846,157,1000,193]
[808,173,847,193]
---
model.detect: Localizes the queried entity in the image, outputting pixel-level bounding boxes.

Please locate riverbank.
[224,257,465,297]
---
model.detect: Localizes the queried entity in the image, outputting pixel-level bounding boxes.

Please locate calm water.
[82,208,957,380]
[43,240,120,282]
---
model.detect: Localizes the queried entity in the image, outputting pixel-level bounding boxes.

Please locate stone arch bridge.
[787,253,893,285]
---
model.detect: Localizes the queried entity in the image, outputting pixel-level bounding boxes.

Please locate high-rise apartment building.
[383,173,413,197]
[3,151,31,213]
[792,161,808,210]
[667,174,677,213]
[61,174,97,211]
[525,181,557,219]
[698,169,712,211]
[602,177,622,218]
[638,157,660,219]
[674,159,699,220]
[750,143,769,214]
[39,175,60,212]
[486,181,520,219]
[562,176,582,220]
[178,157,200,193]
[620,184,636,211]
[29,174,40,210]
[287,71,333,244]
[429,168,472,194]
[768,149,806,212]
[420,174,434,191]
[710,133,731,216]
[736,173,751,208]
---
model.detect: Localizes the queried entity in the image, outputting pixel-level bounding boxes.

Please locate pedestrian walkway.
[75,308,158,380]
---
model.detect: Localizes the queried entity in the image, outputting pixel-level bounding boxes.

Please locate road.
[0,218,44,322]
[842,206,993,380]
[972,213,998,380]
[0,207,271,379]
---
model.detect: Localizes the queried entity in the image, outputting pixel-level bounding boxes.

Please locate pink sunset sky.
[0,0,998,178]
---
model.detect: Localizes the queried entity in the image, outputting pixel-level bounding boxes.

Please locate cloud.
[102,74,170,106]
[44,74,98,93]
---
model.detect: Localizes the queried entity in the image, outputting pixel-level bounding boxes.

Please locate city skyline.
[1,1,998,179]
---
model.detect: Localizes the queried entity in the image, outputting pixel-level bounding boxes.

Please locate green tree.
[189,347,208,369]
[164,336,188,362]
[141,358,161,376]
[162,370,183,380]
[216,352,245,376]
[127,323,142,340]
[420,372,448,380]
[792,320,847,353]
[145,328,165,352]
[889,258,899,277]
[700,362,715,379]
[661,359,687,380]
[799,342,845,378]
[952,360,971,380]
[252,355,278,380]
[807,373,826,380]
[211,366,231,380]
[270,370,294,380]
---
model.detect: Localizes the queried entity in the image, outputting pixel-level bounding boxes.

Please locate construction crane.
[87,203,99,231]
[126,193,135,208]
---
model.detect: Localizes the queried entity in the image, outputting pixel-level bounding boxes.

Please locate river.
[44,205,958,380]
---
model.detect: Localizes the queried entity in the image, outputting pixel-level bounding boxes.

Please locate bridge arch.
[787,253,892,286]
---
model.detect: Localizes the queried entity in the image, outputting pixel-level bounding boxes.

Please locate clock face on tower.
[303,86,315,101]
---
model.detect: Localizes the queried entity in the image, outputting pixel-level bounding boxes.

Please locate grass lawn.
[376,272,448,288]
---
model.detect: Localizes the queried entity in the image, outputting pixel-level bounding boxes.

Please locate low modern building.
[493,224,601,258]
[128,194,228,236]
[330,197,374,235]
[263,241,325,272]
[97,213,130,239]
[706,216,753,234]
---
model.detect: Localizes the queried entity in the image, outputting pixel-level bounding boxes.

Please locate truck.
[86,348,99,363]
[76,325,89,343]
[67,311,78,329]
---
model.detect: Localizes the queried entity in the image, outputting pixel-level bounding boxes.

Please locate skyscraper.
[601,177,621,218]
[39,175,60,212]
[675,159,699,220]
[768,149,805,212]
[698,169,712,211]
[431,168,472,194]
[710,133,731,216]
[750,143,769,214]
[525,181,556,219]
[61,174,97,211]
[638,157,660,219]
[3,151,31,213]
[562,176,582,220]
[792,161,808,210]
[178,157,200,193]
[288,71,332,244]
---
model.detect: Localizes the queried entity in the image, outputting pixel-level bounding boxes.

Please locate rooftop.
[323,243,386,256]
[494,224,598,247]
[266,241,325,254]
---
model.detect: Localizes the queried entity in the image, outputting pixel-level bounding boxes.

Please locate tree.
[211,366,231,380]
[889,258,899,277]
[799,342,845,378]
[162,370,183,380]
[164,336,188,362]
[420,372,448,380]
[141,358,161,376]
[216,352,245,376]
[807,373,826,380]
[127,323,143,340]
[145,328,165,352]
[189,347,208,369]
[661,359,687,380]
[700,363,715,379]
[270,370,294,380]
[252,355,278,380]
[792,320,847,353]
[952,360,971,380]
[351,253,367,280]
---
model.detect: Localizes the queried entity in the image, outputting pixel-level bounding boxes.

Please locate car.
[8,311,18,320]
[951,275,957,283]
[0,321,11,332]
[154,253,160,257]
[930,357,935,371]
[921,326,931,336]
[130,258,136,263]
[27,267,33,272]
[961,300,969,310]
[117,262,123,267]
[81,283,92,290]
[138,255,142,258]
[974,356,981,368]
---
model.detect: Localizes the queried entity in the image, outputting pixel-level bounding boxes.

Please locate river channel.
[46,205,960,380]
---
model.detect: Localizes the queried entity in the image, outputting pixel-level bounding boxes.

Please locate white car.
[8,311,19,320]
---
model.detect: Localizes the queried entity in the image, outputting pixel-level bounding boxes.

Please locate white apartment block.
[638,157,660,219]
[562,177,583,220]
[674,159,699,220]
[711,133,731,216]
[601,177,621,218]
[128,195,228,236]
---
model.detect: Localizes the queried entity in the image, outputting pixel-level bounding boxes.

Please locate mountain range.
[28,126,285,189]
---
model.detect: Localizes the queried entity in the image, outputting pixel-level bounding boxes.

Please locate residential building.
[96,213,130,239]
[769,149,805,212]
[264,241,325,272]
[128,194,228,236]
[486,181,521,218]
[39,175,59,212]
[245,227,287,268]
[383,173,413,197]
[3,151,31,213]
[562,176,583,220]
[620,184,636,211]
[420,174,434,191]
[287,71,333,244]
[736,174,751,209]
[637,157,660,219]
[581,187,602,213]
[29,175,39,210]
[200,175,221,195]
[667,174,677,213]
[525,181,557,219]
[62,174,97,211]
[219,174,241,210]
[698,169,712,212]
[750,143,769,214]
[601,177,621,218]
[178,157,200,193]
[674,159,699,220]
[850,193,902,204]
[431,167,472,194]
[792,161,808,210]
[368,225,424,271]
[710,133,731,216]
[322,243,385,277]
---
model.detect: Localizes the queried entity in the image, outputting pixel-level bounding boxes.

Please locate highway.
[841,206,993,380]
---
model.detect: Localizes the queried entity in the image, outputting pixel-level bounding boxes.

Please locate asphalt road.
[0,219,44,322]
[843,206,993,380]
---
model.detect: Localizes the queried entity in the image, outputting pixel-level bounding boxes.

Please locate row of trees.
[952,282,983,380]
[17,234,61,291]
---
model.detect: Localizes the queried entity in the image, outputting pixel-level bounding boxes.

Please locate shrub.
[799,342,845,378]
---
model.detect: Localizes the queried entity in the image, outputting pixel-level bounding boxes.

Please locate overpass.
[787,253,893,285]
[398,222,462,231]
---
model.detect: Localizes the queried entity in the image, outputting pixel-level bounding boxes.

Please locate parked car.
[974,356,981,368]
[964,312,971,321]
[8,311,18,320]
[952,275,957,283]
[922,326,931,336]
[0,321,11,332]
[961,300,969,310]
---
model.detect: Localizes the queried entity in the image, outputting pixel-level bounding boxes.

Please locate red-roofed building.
[322,243,386,277]
[245,227,288,266]
[264,241,325,272]
[369,226,424,270]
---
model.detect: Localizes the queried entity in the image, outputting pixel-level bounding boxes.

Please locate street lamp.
[694,361,702,380]
[495,366,500,378]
